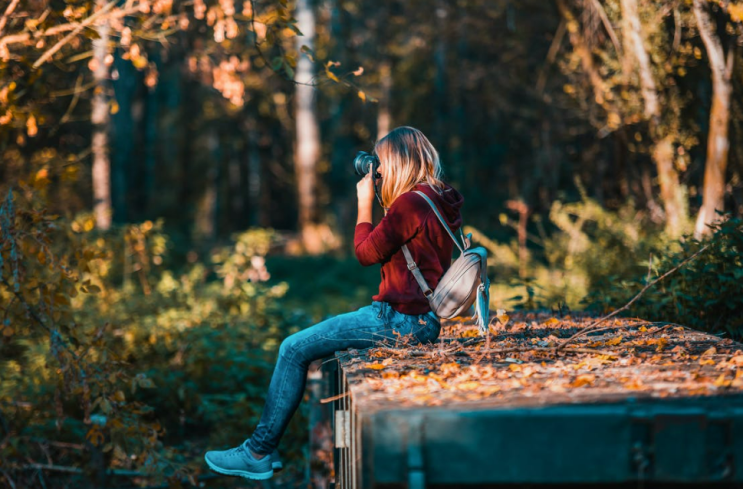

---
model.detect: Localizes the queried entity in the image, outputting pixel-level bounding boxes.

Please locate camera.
[354,151,381,179]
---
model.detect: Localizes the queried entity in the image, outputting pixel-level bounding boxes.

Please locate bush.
[585,217,743,338]
[0,187,314,487]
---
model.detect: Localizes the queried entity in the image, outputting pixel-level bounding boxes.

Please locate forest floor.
[335,312,743,409]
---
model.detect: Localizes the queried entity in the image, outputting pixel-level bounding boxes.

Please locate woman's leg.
[244,301,423,455]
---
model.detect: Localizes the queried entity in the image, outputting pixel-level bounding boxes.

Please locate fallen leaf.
[623,378,644,390]
[732,370,743,388]
[457,381,481,391]
[571,374,596,388]
[714,374,731,388]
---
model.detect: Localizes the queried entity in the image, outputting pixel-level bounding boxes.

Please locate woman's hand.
[356,172,375,207]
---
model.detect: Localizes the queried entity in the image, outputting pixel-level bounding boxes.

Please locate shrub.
[585,217,743,338]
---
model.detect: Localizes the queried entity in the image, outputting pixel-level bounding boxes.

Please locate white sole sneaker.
[205,455,274,480]
[204,450,273,480]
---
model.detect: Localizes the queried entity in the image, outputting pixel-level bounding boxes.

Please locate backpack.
[400,190,491,335]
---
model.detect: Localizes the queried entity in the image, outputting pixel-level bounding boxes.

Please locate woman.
[204,126,464,480]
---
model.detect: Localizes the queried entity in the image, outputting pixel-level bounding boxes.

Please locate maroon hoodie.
[354,181,465,315]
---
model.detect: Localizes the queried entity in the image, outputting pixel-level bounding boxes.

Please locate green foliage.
[544,186,670,290]
[585,217,743,338]
[0,187,167,485]
[0,186,315,487]
[265,253,381,320]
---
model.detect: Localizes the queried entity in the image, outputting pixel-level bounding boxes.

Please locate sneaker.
[204,441,273,480]
[270,449,283,472]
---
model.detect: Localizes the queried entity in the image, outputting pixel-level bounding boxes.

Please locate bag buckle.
[407,262,418,270]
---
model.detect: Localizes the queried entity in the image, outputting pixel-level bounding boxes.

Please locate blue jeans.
[244,300,440,455]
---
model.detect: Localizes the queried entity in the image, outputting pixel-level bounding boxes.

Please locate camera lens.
[353,151,380,177]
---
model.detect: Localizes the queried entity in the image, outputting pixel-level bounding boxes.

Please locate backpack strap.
[412,191,465,255]
[400,244,434,303]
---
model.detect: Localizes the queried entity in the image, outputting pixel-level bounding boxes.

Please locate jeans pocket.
[390,312,439,344]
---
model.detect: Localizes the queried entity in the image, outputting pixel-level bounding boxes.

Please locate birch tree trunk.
[693,0,734,237]
[91,0,112,230]
[294,0,320,252]
[621,0,686,236]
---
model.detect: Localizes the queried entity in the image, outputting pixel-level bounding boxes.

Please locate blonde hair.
[373,126,446,209]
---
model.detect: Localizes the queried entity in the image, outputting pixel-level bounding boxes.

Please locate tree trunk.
[693,0,733,237]
[194,129,219,240]
[327,0,354,246]
[653,136,686,237]
[144,50,160,214]
[111,52,136,224]
[621,0,686,236]
[244,113,263,227]
[91,0,111,230]
[376,59,392,139]
[294,0,327,254]
[433,0,448,151]
[620,0,659,120]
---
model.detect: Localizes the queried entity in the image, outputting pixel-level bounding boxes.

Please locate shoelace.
[226,445,245,458]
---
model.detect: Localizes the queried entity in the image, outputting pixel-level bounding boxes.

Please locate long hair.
[373,126,446,209]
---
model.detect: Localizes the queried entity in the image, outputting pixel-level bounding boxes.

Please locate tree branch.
[588,0,622,56]
[0,0,20,38]
[32,1,117,69]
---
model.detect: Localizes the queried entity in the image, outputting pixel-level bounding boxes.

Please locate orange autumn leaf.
[623,378,644,390]
[481,385,501,395]
[440,362,460,375]
[456,381,481,391]
[714,374,732,388]
[571,374,596,388]
[732,370,743,388]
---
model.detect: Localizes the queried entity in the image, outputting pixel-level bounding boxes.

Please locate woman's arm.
[357,201,373,226]
[353,192,428,266]
[356,172,374,225]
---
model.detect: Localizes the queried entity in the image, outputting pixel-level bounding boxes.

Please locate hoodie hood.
[413,181,464,231]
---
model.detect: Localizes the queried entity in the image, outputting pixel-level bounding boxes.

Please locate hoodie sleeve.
[354,193,429,266]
